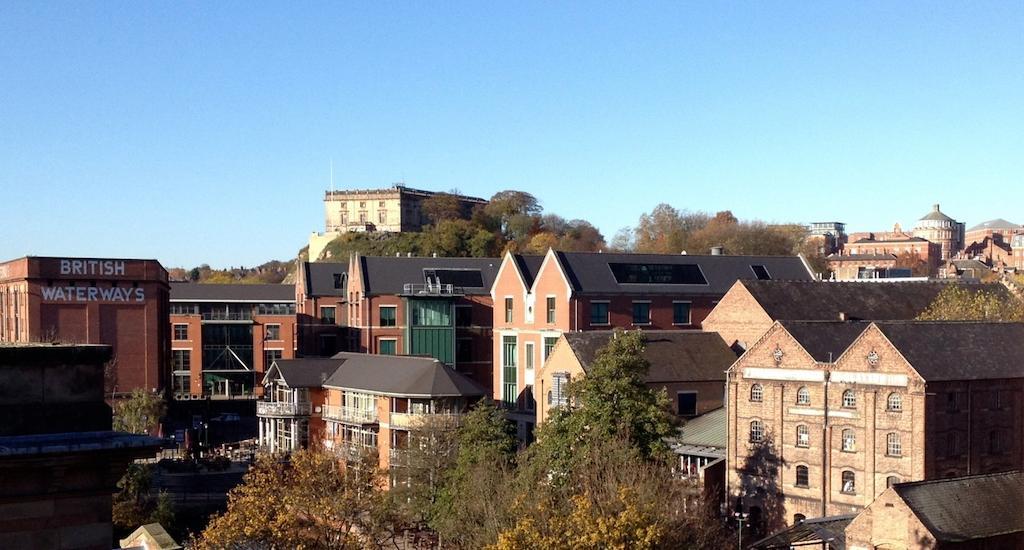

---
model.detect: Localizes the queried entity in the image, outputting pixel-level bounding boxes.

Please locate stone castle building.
[323,184,488,234]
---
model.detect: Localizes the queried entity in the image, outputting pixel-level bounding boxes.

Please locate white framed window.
[796,387,810,405]
[842,429,855,452]
[265,323,281,341]
[887,433,902,457]
[525,342,535,371]
[841,471,855,494]
[749,420,764,443]
[887,392,902,412]
[796,425,809,447]
[842,390,856,408]
[750,384,763,402]
[672,301,692,325]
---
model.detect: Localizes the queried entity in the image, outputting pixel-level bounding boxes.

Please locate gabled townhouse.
[536,330,735,424]
[169,283,297,400]
[346,254,500,387]
[257,358,334,453]
[295,261,351,357]
[256,353,486,474]
[491,249,813,438]
[702,280,1010,353]
[727,320,1024,535]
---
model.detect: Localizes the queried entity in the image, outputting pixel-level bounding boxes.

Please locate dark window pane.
[590,302,608,325]
[751,265,771,280]
[609,263,708,285]
[673,302,691,324]
[677,392,697,416]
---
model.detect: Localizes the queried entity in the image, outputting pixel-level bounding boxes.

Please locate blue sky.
[1,2,1021,268]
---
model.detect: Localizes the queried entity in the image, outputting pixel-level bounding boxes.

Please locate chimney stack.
[711,246,724,256]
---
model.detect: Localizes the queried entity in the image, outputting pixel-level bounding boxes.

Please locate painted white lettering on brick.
[831,371,908,387]
[744,367,825,382]
[787,407,858,419]
[40,286,145,303]
[58,259,127,276]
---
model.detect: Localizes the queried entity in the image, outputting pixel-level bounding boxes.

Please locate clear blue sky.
[2,2,1021,268]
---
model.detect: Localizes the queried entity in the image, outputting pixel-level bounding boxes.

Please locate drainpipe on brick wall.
[967,382,973,475]
[822,357,832,517]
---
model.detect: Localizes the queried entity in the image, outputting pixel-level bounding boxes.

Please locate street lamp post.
[734,510,749,549]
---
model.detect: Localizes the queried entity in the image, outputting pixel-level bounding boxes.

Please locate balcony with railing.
[325,439,377,461]
[389,412,463,429]
[322,405,379,425]
[401,283,463,296]
[388,447,409,466]
[256,400,312,417]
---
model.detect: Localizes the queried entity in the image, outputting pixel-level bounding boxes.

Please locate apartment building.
[727,320,1024,534]
[295,261,351,357]
[962,218,1024,267]
[347,254,500,387]
[536,330,734,424]
[255,353,485,474]
[0,256,170,396]
[169,283,297,400]
[491,249,814,438]
[702,279,1009,353]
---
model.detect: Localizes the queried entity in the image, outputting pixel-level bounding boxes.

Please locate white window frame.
[887,432,902,457]
[671,300,692,326]
[631,300,652,326]
[842,429,856,452]
[265,323,282,341]
[378,337,398,355]
[379,305,398,327]
[796,424,809,447]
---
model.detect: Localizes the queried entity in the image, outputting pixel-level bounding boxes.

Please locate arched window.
[842,390,856,408]
[841,429,856,452]
[796,386,810,405]
[886,475,900,488]
[887,393,902,412]
[795,465,809,487]
[793,513,806,524]
[887,433,902,457]
[750,384,763,402]
[796,425,809,447]
[750,420,765,443]
[841,471,855,494]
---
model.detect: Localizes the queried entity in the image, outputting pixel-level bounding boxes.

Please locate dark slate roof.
[893,471,1024,542]
[512,254,545,288]
[750,514,855,550]
[778,321,871,363]
[919,204,956,222]
[966,218,1021,232]
[851,237,928,244]
[740,280,1005,322]
[874,322,1024,381]
[303,262,347,297]
[358,256,501,296]
[561,330,734,382]
[552,252,813,295]
[323,353,486,397]
[265,359,342,388]
[169,282,295,302]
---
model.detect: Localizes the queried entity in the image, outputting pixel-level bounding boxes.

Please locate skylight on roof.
[426,269,484,288]
[751,265,771,280]
[608,263,708,285]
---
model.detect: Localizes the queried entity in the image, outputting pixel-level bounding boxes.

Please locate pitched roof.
[170,282,295,302]
[266,359,342,388]
[851,237,928,244]
[778,321,871,362]
[512,254,545,288]
[750,514,855,550]
[119,522,182,550]
[561,330,734,382]
[919,204,956,222]
[676,407,726,448]
[893,471,1024,542]
[303,262,347,297]
[358,256,501,296]
[874,322,1024,381]
[827,253,898,262]
[551,252,813,295]
[323,353,486,397]
[739,280,1004,322]
[966,218,1021,232]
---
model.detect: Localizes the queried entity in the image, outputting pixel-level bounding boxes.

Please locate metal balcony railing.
[401,283,462,296]
[322,405,378,424]
[256,400,312,417]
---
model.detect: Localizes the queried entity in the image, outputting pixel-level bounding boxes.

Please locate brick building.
[962,218,1024,268]
[806,222,847,256]
[727,320,1024,535]
[491,249,814,438]
[0,256,170,396]
[346,254,500,387]
[324,184,488,234]
[912,204,965,261]
[536,330,734,425]
[256,354,485,475]
[0,344,160,549]
[844,471,1024,549]
[295,261,350,357]
[169,283,297,400]
[830,233,941,279]
[702,279,1007,353]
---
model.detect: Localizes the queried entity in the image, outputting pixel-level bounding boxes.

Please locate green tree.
[113,388,166,434]
[917,284,1024,321]
[113,464,176,538]
[422,192,466,224]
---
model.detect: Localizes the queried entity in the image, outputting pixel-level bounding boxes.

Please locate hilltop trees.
[917,284,1024,321]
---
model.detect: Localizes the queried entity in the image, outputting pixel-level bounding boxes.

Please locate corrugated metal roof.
[750,514,855,549]
[675,406,726,448]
